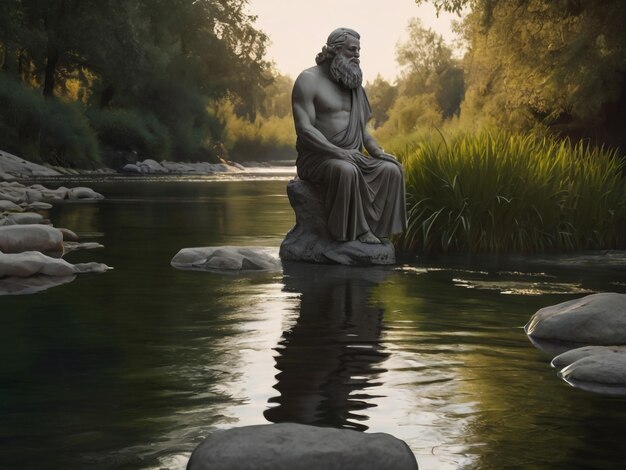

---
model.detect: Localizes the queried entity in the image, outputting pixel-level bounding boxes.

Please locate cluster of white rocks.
[0,178,109,295]
[122,158,244,175]
[525,293,626,395]
[0,181,103,205]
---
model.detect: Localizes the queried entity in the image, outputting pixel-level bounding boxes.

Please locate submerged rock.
[525,293,626,345]
[187,423,418,470]
[279,179,396,266]
[0,274,76,295]
[551,346,626,396]
[171,246,281,272]
[0,251,109,277]
[551,345,626,370]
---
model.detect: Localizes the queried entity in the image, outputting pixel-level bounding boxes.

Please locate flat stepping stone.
[187,423,418,470]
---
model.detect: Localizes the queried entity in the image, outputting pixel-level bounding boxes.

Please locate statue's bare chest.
[314,80,352,115]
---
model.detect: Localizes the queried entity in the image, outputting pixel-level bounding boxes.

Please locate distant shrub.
[218,99,296,162]
[396,130,626,255]
[0,73,100,168]
[87,107,171,167]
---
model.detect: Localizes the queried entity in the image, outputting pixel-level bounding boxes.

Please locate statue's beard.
[330,54,363,89]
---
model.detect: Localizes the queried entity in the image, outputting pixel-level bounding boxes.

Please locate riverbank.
[0,150,262,180]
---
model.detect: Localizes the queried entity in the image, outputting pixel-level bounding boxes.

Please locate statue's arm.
[362,129,384,157]
[292,73,359,160]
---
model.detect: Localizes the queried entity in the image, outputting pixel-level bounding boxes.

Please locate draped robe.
[295,87,407,241]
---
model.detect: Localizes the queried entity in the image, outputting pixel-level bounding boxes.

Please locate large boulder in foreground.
[551,346,626,396]
[171,246,281,272]
[0,224,64,255]
[525,293,626,345]
[279,179,396,266]
[187,423,418,470]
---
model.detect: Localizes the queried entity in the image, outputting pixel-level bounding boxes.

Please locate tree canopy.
[0,0,273,166]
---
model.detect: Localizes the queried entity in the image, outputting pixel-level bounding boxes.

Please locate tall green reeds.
[395,130,626,254]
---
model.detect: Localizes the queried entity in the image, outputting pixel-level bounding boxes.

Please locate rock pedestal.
[187,423,418,470]
[279,179,395,266]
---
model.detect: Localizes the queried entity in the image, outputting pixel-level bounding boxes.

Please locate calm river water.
[1,173,626,469]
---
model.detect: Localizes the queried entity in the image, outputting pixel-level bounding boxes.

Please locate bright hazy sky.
[246,0,462,83]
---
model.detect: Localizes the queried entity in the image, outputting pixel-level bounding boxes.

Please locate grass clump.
[396,130,626,255]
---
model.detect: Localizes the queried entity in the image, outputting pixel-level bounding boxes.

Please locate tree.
[417,0,626,149]
[396,18,464,119]
[365,75,397,127]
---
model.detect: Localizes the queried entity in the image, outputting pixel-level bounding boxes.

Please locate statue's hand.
[375,152,402,167]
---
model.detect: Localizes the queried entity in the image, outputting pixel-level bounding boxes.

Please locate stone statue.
[292,27,407,245]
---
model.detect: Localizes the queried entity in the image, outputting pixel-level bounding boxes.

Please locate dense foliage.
[0,0,272,167]
[404,0,626,149]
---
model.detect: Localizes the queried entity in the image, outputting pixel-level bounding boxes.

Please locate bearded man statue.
[292,28,407,245]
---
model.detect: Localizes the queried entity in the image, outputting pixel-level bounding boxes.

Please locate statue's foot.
[358,231,381,244]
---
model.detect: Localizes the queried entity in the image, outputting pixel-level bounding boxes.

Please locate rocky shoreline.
[0,152,111,295]
[0,149,246,180]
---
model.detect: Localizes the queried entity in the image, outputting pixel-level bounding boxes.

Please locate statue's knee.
[337,163,359,182]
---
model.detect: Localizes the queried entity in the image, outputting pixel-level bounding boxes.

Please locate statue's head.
[316,27,363,89]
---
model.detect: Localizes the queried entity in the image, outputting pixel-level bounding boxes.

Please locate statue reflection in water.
[264,261,391,431]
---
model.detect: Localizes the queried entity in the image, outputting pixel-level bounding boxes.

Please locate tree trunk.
[43,44,59,98]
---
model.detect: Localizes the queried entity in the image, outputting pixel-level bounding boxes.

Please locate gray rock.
[279,179,396,266]
[0,224,64,255]
[553,346,626,396]
[187,423,418,470]
[0,150,61,177]
[23,201,53,211]
[67,186,104,200]
[138,159,168,173]
[122,163,141,173]
[0,171,15,181]
[63,241,104,254]
[58,227,80,241]
[0,212,46,226]
[161,161,191,173]
[551,345,626,370]
[171,246,281,272]
[525,293,626,345]
[0,200,22,212]
[0,251,109,277]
